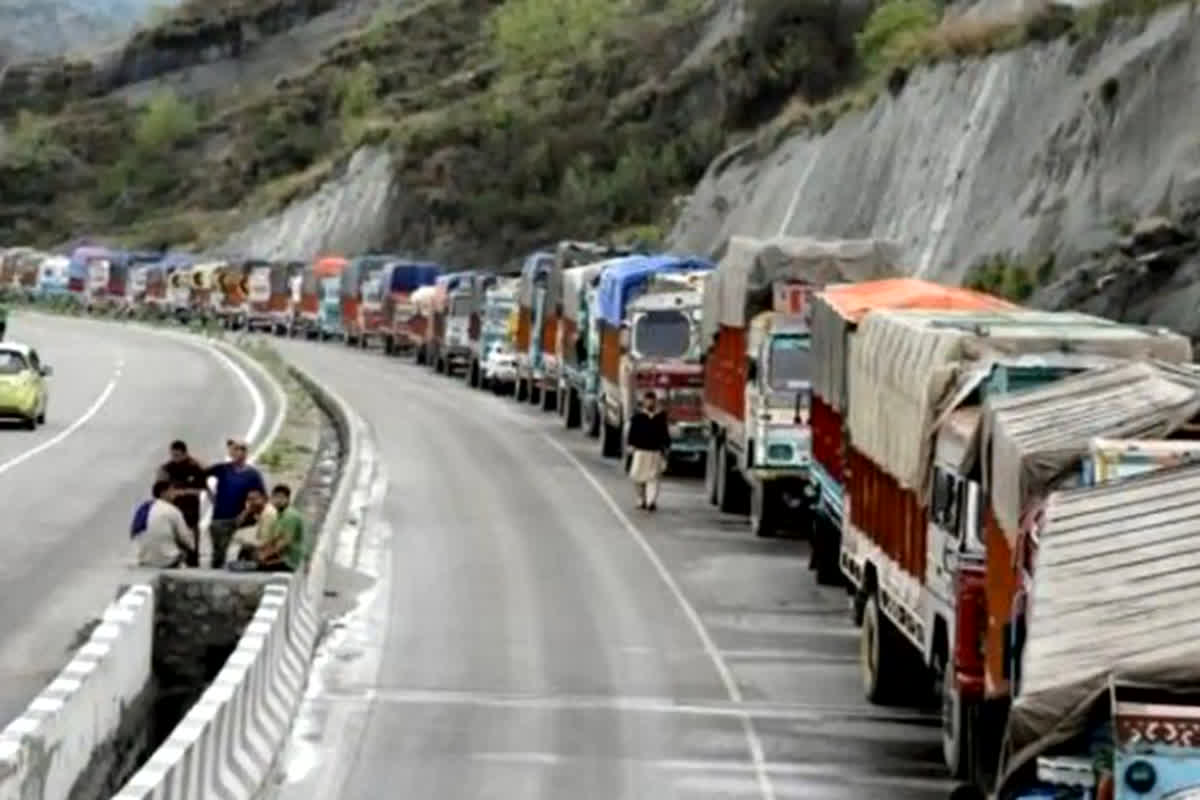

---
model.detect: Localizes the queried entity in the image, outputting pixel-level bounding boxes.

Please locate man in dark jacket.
[626,391,671,511]
[157,440,207,566]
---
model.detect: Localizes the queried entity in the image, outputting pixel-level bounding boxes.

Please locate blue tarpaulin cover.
[595,254,713,326]
[68,246,116,282]
[387,262,442,293]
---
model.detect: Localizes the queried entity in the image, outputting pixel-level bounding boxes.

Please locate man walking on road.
[627,390,671,511]
[205,437,265,568]
[157,440,207,566]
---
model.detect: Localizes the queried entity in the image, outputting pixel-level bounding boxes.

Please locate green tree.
[135,90,198,154]
[855,0,939,74]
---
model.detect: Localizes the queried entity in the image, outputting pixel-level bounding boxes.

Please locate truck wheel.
[435,357,445,374]
[565,388,581,429]
[469,361,480,388]
[384,337,394,355]
[935,647,974,781]
[516,379,528,402]
[861,593,901,705]
[542,388,557,412]
[717,445,748,514]
[750,482,776,538]
[529,384,541,406]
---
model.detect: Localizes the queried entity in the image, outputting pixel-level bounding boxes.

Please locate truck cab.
[618,271,710,464]
[470,278,518,389]
[318,267,345,340]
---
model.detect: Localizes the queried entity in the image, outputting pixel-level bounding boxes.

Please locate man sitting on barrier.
[228,484,309,573]
[224,487,277,566]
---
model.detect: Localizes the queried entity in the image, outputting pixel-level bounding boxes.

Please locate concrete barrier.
[0,584,155,800]
[109,358,366,800]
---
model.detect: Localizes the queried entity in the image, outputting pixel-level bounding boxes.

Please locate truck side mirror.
[746,357,758,383]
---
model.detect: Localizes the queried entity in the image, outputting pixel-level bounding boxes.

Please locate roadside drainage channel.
[0,353,354,800]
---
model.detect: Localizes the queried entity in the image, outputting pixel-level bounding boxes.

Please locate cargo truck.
[514,251,555,404]
[944,358,1200,791]
[593,254,713,465]
[807,278,1018,580]
[959,456,1200,800]
[382,261,442,356]
[213,259,260,329]
[701,236,901,538]
[428,272,477,376]
[411,285,439,366]
[557,258,622,430]
[339,255,399,347]
[468,275,519,389]
[245,262,294,333]
[836,308,1193,787]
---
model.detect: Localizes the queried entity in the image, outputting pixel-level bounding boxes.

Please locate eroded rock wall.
[669,6,1200,288]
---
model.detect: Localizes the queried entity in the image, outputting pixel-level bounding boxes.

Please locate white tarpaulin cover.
[560,261,609,322]
[846,308,1192,493]
[982,361,1200,541]
[1000,461,1200,788]
[700,235,902,345]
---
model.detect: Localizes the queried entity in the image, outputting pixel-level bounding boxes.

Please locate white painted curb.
[0,585,155,800]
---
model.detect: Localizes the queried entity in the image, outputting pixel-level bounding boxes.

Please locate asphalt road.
[269,340,954,800]
[0,312,280,725]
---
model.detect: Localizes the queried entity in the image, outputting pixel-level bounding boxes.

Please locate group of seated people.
[133,438,309,572]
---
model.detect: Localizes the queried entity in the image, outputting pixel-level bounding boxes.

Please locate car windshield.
[0,351,28,374]
[768,334,812,390]
[632,310,690,359]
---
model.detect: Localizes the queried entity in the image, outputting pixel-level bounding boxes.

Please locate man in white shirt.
[224,488,278,566]
[136,480,196,568]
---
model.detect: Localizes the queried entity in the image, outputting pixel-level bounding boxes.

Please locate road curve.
[270,340,954,800]
[0,312,279,725]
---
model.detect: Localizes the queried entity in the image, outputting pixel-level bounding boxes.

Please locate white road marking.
[0,358,122,477]
[541,435,777,800]
[202,339,266,451]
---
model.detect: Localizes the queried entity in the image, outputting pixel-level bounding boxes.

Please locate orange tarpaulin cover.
[818,277,1018,322]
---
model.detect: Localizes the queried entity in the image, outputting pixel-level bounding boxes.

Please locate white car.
[482,345,517,394]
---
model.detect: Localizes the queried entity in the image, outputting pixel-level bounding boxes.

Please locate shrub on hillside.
[855,0,939,74]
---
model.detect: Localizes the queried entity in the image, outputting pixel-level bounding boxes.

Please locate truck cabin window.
[486,303,512,323]
[361,277,383,303]
[632,310,691,359]
[767,334,812,390]
[931,466,963,537]
[451,296,473,316]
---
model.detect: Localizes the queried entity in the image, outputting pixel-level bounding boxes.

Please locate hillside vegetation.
[0,0,1183,264]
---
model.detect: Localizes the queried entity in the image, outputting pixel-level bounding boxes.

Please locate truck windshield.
[486,302,513,323]
[632,310,690,359]
[361,275,384,303]
[451,295,472,316]
[768,334,812,390]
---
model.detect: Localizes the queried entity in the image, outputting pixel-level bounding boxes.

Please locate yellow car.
[0,343,51,429]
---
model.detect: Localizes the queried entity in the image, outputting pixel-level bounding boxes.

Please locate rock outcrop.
[669,5,1200,295]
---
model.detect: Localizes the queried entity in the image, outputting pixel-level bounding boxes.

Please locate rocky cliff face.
[669,5,1200,296]
[0,0,177,61]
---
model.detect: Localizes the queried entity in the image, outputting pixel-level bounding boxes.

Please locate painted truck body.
[381,262,441,356]
[807,279,1018,580]
[428,271,478,376]
[213,259,262,329]
[245,262,295,333]
[410,285,439,363]
[528,242,636,414]
[946,359,1200,793]
[515,251,555,403]
[592,254,714,466]
[296,256,347,338]
[982,456,1200,800]
[558,258,626,432]
[187,261,227,320]
[836,308,1194,789]
[34,255,70,299]
[468,275,519,389]
[339,255,399,347]
[701,236,902,539]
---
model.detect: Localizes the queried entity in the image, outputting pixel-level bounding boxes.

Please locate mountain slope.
[0,0,180,60]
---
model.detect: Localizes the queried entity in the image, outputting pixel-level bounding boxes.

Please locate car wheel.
[24,415,36,430]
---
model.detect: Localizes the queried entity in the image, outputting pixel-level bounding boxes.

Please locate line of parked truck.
[8,234,1200,799]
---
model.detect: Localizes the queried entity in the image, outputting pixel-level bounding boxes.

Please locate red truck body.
[701,325,748,423]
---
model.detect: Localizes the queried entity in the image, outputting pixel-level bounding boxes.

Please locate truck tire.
[542,388,557,412]
[717,445,748,514]
[384,337,395,355]
[861,593,902,705]
[811,515,844,586]
[583,400,600,438]
[938,649,972,781]
[750,482,776,538]
[529,384,541,406]
[704,436,720,506]
[435,357,446,374]
[469,361,480,388]
[601,417,622,459]
[565,388,581,429]
[517,379,528,402]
